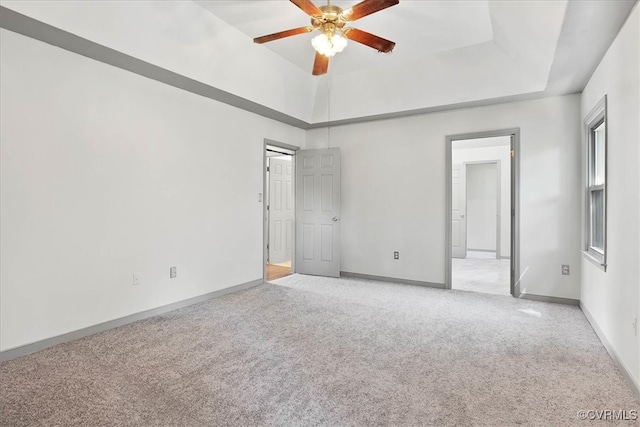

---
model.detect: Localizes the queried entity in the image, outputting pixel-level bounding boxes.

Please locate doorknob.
[332,216,340,222]
[460,214,465,218]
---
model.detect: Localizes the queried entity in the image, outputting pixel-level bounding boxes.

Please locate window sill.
[582,251,607,272]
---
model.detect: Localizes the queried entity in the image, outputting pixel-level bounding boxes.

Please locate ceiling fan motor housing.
[311,5,347,30]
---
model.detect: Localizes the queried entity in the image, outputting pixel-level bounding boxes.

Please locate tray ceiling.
[1,0,636,125]
[197,1,494,76]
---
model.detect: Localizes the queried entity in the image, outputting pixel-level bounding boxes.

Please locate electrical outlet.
[133,273,142,286]
[562,265,570,275]
[170,266,177,279]
[394,251,399,260]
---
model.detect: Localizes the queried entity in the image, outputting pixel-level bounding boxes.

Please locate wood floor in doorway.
[266,263,291,281]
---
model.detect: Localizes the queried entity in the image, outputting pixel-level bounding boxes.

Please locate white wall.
[580,5,639,389]
[0,30,305,352]
[2,1,318,123]
[310,1,568,123]
[306,94,582,299]
[452,142,511,258]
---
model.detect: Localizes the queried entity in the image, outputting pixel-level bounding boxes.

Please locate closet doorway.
[264,142,297,281]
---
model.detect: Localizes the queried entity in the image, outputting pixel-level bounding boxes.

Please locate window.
[584,96,607,270]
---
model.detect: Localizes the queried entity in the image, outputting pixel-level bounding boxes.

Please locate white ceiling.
[2,0,637,126]
[197,1,494,76]
[194,0,637,123]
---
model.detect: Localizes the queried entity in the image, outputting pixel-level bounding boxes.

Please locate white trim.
[583,95,608,271]
[581,250,606,271]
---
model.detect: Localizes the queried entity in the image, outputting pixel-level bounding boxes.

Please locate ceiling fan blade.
[342,0,399,22]
[254,26,314,44]
[290,0,323,17]
[312,51,329,76]
[343,28,395,53]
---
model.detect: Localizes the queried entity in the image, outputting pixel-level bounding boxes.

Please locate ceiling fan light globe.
[332,32,348,53]
[311,33,347,58]
[311,33,334,57]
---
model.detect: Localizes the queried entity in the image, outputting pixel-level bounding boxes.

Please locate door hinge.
[510,149,515,158]
[267,166,270,172]
[267,244,269,249]
[267,205,270,211]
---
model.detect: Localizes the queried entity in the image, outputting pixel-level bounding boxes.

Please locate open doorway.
[264,143,297,282]
[446,130,520,297]
[263,142,342,282]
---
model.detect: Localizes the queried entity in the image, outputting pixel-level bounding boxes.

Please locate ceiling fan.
[253,0,399,76]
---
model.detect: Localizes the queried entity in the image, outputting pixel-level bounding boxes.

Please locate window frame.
[583,95,607,271]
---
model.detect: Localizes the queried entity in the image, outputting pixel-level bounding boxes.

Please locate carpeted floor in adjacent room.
[1,274,638,426]
[452,250,511,296]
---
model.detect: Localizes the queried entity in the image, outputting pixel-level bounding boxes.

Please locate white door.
[268,157,294,264]
[295,148,341,277]
[452,164,467,258]
[466,162,498,253]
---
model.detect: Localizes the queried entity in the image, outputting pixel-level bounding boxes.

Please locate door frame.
[445,129,521,297]
[263,139,300,282]
[463,160,501,258]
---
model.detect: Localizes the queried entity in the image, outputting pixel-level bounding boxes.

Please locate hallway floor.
[265,263,291,281]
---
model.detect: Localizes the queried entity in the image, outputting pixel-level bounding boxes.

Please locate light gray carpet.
[453,251,511,296]
[1,274,638,426]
